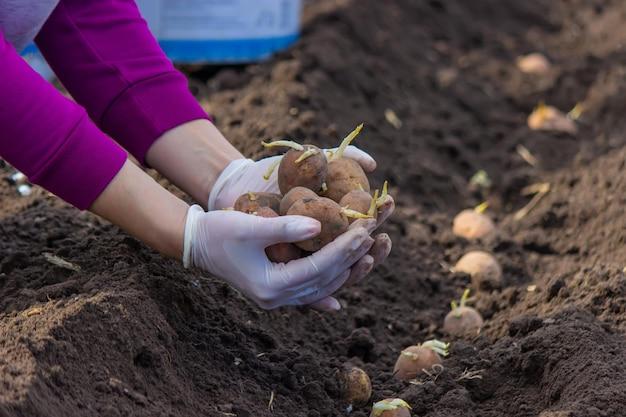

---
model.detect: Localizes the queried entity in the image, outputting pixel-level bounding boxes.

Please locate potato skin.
[255,207,302,263]
[325,158,370,202]
[278,145,327,194]
[266,243,302,264]
[280,186,318,215]
[452,209,496,240]
[454,251,502,290]
[517,52,551,74]
[234,192,281,214]
[339,190,374,223]
[443,306,484,337]
[287,197,348,251]
[339,366,372,406]
[393,345,442,381]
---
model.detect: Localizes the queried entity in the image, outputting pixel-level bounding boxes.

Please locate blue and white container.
[21,45,55,80]
[135,0,303,63]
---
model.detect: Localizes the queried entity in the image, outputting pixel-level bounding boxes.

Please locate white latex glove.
[205,145,395,310]
[183,205,376,310]
[208,145,377,210]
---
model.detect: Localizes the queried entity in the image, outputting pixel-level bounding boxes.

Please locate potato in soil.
[452,209,495,240]
[516,52,551,74]
[234,192,281,214]
[454,250,502,290]
[278,144,327,194]
[279,186,318,215]
[325,157,370,202]
[370,398,412,417]
[255,207,302,263]
[443,306,484,337]
[338,366,372,406]
[339,190,374,222]
[287,197,348,251]
[527,103,578,134]
[393,340,448,381]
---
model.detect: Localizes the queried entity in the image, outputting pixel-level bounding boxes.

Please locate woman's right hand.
[183,205,377,311]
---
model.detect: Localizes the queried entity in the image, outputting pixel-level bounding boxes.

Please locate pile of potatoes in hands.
[232,124,388,263]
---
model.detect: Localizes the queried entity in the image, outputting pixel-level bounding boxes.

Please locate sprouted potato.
[287,197,350,251]
[339,190,373,217]
[262,140,328,194]
[234,192,282,214]
[454,250,502,290]
[393,340,449,381]
[339,181,388,224]
[527,103,577,134]
[443,289,484,337]
[256,124,379,253]
[279,186,318,215]
[255,207,302,263]
[516,53,551,74]
[339,366,372,406]
[370,399,412,417]
[324,124,371,202]
[452,203,496,240]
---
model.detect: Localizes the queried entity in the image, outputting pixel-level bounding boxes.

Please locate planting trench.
[1,0,625,416]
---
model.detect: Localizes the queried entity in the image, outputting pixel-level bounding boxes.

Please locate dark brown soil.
[2,1,626,416]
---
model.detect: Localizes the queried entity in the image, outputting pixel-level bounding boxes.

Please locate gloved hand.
[205,145,395,309]
[183,205,377,310]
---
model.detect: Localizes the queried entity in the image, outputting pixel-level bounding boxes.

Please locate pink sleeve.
[0,31,127,210]
[35,0,209,165]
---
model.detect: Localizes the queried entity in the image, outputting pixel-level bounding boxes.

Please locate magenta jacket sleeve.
[35,0,209,164]
[0,31,127,210]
